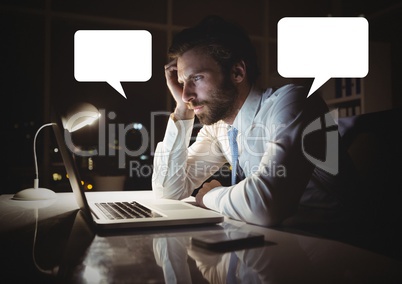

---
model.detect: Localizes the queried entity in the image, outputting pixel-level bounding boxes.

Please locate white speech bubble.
[74,30,152,99]
[277,17,368,97]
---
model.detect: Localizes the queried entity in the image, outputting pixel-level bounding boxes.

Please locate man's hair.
[168,15,260,84]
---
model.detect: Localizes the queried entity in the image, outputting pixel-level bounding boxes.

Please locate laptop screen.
[52,112,92,216]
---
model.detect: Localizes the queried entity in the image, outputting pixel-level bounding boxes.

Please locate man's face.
[177,48,238,125]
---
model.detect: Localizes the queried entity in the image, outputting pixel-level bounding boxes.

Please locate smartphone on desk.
[191,231,265,252]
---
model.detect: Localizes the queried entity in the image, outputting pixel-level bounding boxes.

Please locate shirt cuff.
[162,114,194,151]
[202,186,228,212]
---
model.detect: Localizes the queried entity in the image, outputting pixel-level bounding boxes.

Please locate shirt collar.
[231,85,263,135]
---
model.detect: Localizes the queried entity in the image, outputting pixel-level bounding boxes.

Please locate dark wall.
[1,0,401,194]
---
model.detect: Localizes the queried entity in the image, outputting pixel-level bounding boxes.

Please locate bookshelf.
[320,41,392,118]
[322,78,364,117]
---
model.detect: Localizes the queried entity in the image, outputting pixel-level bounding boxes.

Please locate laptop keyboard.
[95,201,162,220]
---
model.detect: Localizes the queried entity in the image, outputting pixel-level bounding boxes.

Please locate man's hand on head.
[195,179,222,208]
[164,59,194,120]
[164,59,182,101]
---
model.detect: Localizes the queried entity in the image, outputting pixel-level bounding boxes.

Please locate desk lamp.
[13,102,100,201]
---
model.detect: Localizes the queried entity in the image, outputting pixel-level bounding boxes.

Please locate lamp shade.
[62,102,101,133]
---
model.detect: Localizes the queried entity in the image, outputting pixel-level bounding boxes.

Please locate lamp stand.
[13,123,56,201]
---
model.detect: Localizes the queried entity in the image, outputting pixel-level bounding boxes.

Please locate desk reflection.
[0,194,402,284]
[152,222,402,284]
[57,210,95,283]
[59,211,402,284]
[152,222,316,284]
[2,193,402,283]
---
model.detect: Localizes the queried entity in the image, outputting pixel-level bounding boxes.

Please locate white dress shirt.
[152,84,351,226]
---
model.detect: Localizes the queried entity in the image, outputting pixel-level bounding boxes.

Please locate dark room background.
[1,0,401,194]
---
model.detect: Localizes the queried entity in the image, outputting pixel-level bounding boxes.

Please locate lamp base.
[13,187,57,201]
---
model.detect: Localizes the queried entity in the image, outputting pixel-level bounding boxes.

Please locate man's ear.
[231,60,246,83]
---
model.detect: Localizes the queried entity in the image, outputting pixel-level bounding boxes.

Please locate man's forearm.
[152,115,195,199]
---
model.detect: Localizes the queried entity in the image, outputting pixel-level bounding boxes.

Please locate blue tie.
[228,126,239,186]
[227,126,239,284]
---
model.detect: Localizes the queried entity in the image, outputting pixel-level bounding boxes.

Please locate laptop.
[51,113,224,231]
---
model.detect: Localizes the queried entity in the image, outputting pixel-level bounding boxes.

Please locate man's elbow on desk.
[226,207,287,228]
[247,198,298,227]
[246,208,290,227]
[202,186,291,228]
[153,179,293,228]
[232,205,288,228]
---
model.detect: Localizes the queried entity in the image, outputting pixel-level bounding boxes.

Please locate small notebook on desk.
[52,115,224,231]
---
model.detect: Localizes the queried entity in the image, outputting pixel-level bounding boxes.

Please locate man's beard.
[194,78,239,125]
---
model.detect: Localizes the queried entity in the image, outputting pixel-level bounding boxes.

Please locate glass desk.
[1,192,401,283]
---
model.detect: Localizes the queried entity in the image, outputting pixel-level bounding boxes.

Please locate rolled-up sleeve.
[152,115,227,200]
[152,115,195,199]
